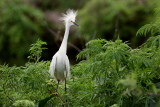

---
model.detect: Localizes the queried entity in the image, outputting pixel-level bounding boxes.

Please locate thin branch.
[48,85,66,104]
[113,13,120,41]
[58,86,73,96]
[92,31,97,40]
[146,92,160,96]
[2,84,14,103]
[2,69,14,103]
[68,42,81,52]
[56,91,66,104]
[46,21,81,52]
[46,25,57,36]
[46,21,61,40]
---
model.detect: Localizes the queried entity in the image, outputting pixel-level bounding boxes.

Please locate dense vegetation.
[1,0,160,107]
[1,0,160,65]
[1,11,160,106]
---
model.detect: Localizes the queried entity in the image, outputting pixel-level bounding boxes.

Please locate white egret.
[49,9,79,97]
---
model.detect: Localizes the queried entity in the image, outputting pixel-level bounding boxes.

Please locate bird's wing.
[65,55,70,77]
[49,54,57,76]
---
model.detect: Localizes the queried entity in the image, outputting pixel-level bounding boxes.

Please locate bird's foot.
[50,92,58,96]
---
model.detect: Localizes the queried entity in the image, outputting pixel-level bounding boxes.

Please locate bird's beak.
[72,21,80,27]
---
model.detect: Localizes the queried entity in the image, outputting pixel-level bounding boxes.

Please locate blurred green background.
[0,0,159,66]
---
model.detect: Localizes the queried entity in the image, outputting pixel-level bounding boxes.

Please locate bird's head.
[60,9,80,27]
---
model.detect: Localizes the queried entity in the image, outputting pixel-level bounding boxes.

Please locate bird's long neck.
[59,23,70,54]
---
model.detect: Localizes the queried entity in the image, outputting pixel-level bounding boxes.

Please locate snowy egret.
[49,9,79,97]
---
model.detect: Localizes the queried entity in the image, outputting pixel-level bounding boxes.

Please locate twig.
[56,91,66,104]
[68,42,81,52]
[46,25,57,36]
[92,31,97,40]
[2,70,14,103]
[58,86,73,96]
[2,84,14,103]
[45,21,61,40]
[113,13,120,41]
[46,21,81,52]
[145,92,160,96]
[48,85,66,104]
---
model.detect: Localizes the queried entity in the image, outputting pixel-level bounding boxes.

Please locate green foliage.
[0,61,50,106]
[136,6,160,37]
[0,0,44,65]
[0,38,160,106]
[136,24,156,37]
[69,38,160,106]
[28,39,47,63]
[57,0,86,10]
[13,100,35,107]
[0,41,51,106]
[1,5,160,106]
[78,0,156,46]
[144,35,160,48]
[136,19,160,37]
[136,7,160,48]
[37,0,86,10]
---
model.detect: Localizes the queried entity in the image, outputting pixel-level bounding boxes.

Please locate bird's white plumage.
[65,55,70,77]
[49,51,70,82]
[49,54,56,76]
[49,9,78,83]
[60,9,77,23]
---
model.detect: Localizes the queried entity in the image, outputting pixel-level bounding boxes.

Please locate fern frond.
[77,39,107,60]
[136,24,155,37]
[145,35,160,48]
[76,49,89,60]
[86,39,107,47]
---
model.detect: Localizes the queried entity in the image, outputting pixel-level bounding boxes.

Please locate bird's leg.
[65,78,67,103]
[62,78,67,105]
[54,80,59,95]
[56,80,59,92]
[51,80,59,96]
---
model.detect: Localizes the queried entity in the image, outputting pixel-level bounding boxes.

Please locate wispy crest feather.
[60,9,77,22]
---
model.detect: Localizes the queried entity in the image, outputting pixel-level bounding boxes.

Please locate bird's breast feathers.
[54,53,68,81]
